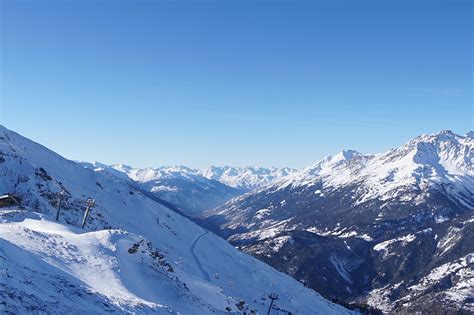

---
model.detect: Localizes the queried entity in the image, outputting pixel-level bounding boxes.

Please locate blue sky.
[0,0,472,168]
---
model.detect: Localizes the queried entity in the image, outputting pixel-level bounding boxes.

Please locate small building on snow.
[0,194,22,208]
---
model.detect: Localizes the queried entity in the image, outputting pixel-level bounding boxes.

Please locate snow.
[198,166,297,191]
[229,218,296,243]
[80,162,243,216]
[306,226,320,233]
[366,282,404,313]
[373,234,416,258]
[436,227,462,256]
[266,235,293,252]
[0,125,353,314]
[96,163,296,192]
[328,253,363,286]
[0,211,176,313]
[314,189,324,196]
[189,231,212,282]
[271,130,474,207]
[81,162,296,216]
[435,215,450,223]
[337,231,373,241]
[402,254,474,312]
[329,254,353,284]
[358,234,374,241]
[255,207,271,219]
[307,226,374,241]
[200,129,473,313]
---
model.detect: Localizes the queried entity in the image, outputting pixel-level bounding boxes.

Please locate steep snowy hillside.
[0,125,352,314]
[198,166,297,191]
[203,130,474,314]
[82,163,242,217]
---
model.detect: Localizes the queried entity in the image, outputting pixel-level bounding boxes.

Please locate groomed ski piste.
[0,208,353,314]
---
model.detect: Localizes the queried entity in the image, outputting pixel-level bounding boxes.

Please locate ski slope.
[0,125,353,314]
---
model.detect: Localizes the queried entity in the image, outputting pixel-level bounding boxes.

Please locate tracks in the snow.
[190,230,211,282]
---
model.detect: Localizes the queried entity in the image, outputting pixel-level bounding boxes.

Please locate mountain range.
[201,130,474,313]
[1,124,472,314]
[80,163,295,217]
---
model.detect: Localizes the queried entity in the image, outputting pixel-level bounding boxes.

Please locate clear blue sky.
[0,0,472,168]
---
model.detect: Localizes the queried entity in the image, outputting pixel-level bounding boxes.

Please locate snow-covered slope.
[203,130,474,313]
[0,125,352,314]
[198,166,297,191]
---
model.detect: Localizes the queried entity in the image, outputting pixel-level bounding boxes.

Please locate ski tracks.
[190,230,211,282]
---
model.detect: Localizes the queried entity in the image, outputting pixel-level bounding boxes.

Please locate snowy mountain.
[272,130,473,204]
[0,125,353,314]
[198,166,297,191]
[79,163,296,217]
[202,130,474,313]
[81,163,241,217]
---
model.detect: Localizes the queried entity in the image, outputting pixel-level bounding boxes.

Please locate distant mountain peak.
[197,165,297,190]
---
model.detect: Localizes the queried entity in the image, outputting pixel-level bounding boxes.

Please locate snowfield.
[0,125,353,314]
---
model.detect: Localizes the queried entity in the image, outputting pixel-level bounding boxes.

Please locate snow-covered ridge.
[272,130,473,205]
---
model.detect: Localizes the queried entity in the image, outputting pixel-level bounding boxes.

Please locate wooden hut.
[0,194,22,208]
